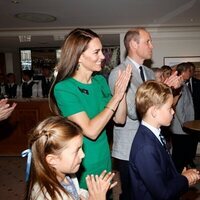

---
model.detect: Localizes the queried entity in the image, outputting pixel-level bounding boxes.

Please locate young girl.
[22,116,117,200]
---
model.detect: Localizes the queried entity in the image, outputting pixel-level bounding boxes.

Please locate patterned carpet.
[0,156,200,200]
[0,156,26,200]
[0,156,121,200]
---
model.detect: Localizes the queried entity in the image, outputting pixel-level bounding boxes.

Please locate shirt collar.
[22,78,33,84]
[141,120,162,144]
[127,56,141,70]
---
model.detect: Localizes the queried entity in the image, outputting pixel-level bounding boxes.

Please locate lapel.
[124,57,143,88]
[141,125,178,174]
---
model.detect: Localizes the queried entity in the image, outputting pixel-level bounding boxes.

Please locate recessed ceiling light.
[11,0,20,4]
[54,35,65,41]
[15,13,56,23]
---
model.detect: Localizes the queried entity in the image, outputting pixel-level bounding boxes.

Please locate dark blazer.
[191,77,200,119]
[5,83,17,98]
[22,81,35,98]
[129,124,188,200]
[41,76,53,98]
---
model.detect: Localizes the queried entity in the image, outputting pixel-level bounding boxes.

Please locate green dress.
[54,75,112,189]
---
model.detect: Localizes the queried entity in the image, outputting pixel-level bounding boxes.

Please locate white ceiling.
[0,0,200,51]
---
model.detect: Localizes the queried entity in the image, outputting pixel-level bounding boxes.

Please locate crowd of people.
[0,65,54,99]
[2,27,198,199]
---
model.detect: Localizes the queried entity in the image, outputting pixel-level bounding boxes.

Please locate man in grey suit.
[109,27,182,199]
[108,27,155,200]
[170,62,195,173]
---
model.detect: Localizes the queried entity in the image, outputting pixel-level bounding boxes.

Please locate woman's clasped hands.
[113,64,132,101]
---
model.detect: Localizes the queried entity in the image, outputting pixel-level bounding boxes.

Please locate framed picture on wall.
[163,56,200,79]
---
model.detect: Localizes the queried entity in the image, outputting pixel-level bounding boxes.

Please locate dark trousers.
[191,135,199,159]
[113,158,131,200]
[172,134,197,173]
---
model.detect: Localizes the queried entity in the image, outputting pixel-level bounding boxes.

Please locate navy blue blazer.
[129,125,188,200]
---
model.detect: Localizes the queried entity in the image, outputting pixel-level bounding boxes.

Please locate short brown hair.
[176,62,190,76]
[136,80,172,118]
[124,27,146,52]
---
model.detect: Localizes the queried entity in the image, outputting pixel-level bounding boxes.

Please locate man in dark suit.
[21,70,36,98]
[41,66,53,98]
[129,80,200,200]
[170,63,195,172]
[5,73,17,98]
[187,62,200,166]
[188,62,200,120]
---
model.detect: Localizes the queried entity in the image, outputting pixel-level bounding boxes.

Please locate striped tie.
[159,133,169,154]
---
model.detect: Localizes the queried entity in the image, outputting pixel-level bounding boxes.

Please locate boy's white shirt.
[141,120,163,145]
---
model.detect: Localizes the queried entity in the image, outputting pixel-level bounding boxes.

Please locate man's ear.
[130,39,138,50]
[46,154,58,166]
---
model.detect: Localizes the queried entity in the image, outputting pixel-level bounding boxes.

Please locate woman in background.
[161,65,172,81]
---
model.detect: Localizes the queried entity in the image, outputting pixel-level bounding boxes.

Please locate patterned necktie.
[159,133,169,154]
[139,66,145,82]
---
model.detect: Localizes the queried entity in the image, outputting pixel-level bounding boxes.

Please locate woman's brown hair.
[49,28,99,115]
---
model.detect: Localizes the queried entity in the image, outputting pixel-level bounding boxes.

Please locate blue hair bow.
[21,149,32,182]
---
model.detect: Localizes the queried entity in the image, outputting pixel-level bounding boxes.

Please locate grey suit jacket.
[108,57,155,160]
[170,84,194,135]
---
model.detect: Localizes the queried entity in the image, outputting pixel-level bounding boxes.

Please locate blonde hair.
[25,116,82,200]
[136,80,172,118]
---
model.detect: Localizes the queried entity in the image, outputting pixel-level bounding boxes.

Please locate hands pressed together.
[182,167,200,186]
[0,98,16,121]
[84,170,117,200]
[113,64,132,102]
[164,71,184,89]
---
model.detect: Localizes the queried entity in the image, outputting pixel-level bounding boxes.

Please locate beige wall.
[4,26,200,80]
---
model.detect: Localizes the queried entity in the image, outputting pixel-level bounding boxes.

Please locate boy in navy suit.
[129,80,200,200]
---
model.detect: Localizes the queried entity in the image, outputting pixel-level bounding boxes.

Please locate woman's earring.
[76,64,80,70]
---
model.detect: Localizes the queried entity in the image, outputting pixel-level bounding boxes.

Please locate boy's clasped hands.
[182,168,200,186]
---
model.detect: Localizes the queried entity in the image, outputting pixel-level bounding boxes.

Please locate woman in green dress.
[49,28,131,189]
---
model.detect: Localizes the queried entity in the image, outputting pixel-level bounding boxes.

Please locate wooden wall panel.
[0,99,52,155]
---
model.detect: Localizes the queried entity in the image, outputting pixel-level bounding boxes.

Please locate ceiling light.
[19,35,31,42]
[53,35,65,41]
[15,13,56,23]
[11,0,20,4]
